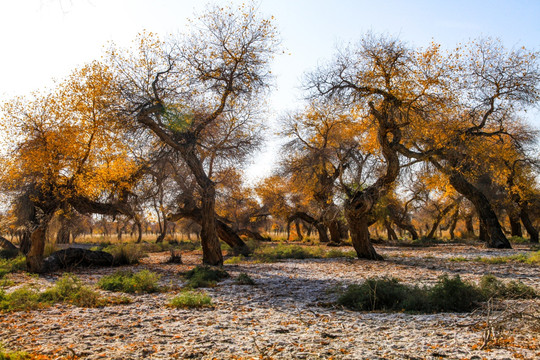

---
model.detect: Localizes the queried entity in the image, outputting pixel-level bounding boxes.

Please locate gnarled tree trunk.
[345,202,383,260]
[520,206,539,243]
[447,172,511,248]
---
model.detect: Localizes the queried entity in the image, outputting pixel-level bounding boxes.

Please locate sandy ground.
[1,243,539,359]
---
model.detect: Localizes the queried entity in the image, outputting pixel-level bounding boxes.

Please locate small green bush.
[184,266,229,288]
[41,273,102,307]
[235,273,255,285]
[254,244,323,262]
[0,256,26,278]
[479,274,537,299]
[169,290,212,309]
[0,286,43,312]
[324,249,356,259]
[98,270,161,293]
[428,275,484,312]
[337,277,413,311]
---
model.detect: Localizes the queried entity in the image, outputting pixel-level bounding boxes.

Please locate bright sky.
[1,0,539,181]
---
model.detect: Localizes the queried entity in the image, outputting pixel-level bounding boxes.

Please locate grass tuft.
[184,266,229,288]
[98,270,161,293]
[0,256,26,279]
[169,290,212,308]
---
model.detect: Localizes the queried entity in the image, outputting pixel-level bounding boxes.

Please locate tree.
[280,100,357,244]
[306,35,422,259]
[0,62,141,272]
[108,4,278,265]
[395,39,540,248]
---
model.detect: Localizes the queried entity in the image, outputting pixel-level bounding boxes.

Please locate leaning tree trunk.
[447,172,511,248]
[287,212,330,244]
[448,208,459,240]
[216,221,250,256]
[508,213,523,237]
[520,206,539,243]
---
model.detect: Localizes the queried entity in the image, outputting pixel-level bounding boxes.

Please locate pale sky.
[1,0,539,181]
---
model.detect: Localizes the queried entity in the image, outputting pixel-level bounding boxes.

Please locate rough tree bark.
[286,212,330,244]
[169,208,250,256]
[520,206,539,243]
[508,213,523,237]
[446,171,511,248]
[387,203,419,240]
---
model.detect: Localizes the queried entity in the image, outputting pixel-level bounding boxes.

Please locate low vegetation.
[0,273,129,312]
[235,273,255,285]
[98,270,161,293]
[184,266,229,288]
[449,251,540,265]
[169,290,213,309]
[0,256,26,278]
[337,274,537,313]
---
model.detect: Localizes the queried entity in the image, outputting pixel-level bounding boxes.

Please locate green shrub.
[169,290,212,309]
[235,273,255,285]
[0,256,26,278]
[428,275,484,312]
[0,286,43,312]
[254,244,323,262]
[337,274,536,314]
[40,273,102,307]
[337,277,413,311]
[98,270,161,293]
[324,249,356,259]
[184,266,229,288]
[479,274,537,299]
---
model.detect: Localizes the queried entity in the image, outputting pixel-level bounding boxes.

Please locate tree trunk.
[156,218,167,243]
[26,223,49,273]
[287,212,330,244]
[216,221,250,256]
[479,219,488,242]
[345,206,383,260]
[448,208,459,240]
[328,220,342,244]
[237,229,270,242]
[520,206,539,243]
[294,220,303,241]
[199,185,223,265]
[384,219,398,241]
[465,214,475,238]
[427,202,456,239]
[508,213,522,237]
[168,208,249,258]
[56,216,71,244]
[447,172,511,248]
